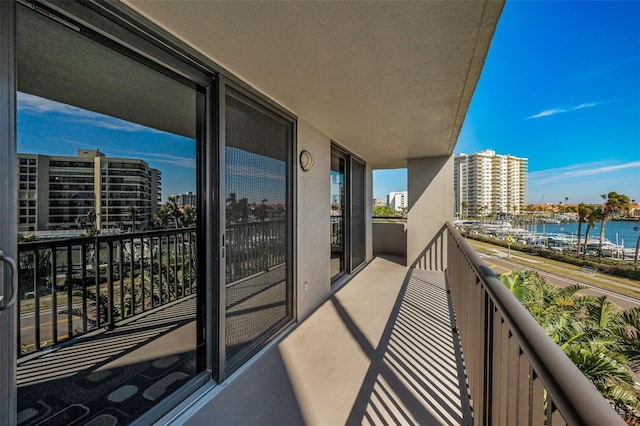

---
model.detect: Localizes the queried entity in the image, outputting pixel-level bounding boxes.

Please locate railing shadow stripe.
[384,344,463,419]
[334,266,471,426]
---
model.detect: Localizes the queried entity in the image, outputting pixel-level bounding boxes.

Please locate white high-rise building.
[454,149,527,217]
[387,191,408,212]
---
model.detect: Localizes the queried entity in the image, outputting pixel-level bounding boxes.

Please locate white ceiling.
[123,1,503,168]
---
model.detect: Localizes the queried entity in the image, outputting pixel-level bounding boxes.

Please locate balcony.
[166,223,622,425]
[14,223,623,425]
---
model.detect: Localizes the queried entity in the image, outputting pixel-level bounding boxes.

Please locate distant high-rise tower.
[454,149,527,217]
[175,191,197,208]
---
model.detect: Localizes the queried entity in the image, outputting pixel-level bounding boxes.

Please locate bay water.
[522,220,640,248]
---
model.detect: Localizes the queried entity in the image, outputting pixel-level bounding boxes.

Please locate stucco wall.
[296,119,331,320]
[407,155,453,267]
[372,222,407,262]
[365,163,373,263]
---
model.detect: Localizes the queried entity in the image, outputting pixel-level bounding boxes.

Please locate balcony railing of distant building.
[413,223,622,425]
[17,219,286,357]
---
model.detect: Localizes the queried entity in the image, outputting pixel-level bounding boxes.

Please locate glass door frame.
[0,1,18,424]
[330,143,367,284]
[4,1,217,423]
[331,144,349,283]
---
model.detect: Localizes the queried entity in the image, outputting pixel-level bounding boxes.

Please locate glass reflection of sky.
[225,146,286,205]
[17,92,196,202]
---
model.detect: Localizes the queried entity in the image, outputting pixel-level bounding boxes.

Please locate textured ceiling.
[123,1,503,168]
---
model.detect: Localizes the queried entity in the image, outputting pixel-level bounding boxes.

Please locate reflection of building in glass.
[387,191,407,212]
[17,149,161,232]
[175,191,197,208]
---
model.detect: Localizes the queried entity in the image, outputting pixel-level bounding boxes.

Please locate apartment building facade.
[454,149,528,217]
[175,191,197,208]
[17,149,161,233]
[387,191,408,212]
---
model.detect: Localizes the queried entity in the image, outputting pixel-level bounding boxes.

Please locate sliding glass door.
[330,150,347,280]
[351,158,366,270]
[3,2,297,423]
[330,145,366,283]
[223,85,294,372]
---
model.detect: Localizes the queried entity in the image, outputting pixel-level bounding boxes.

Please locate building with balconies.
[454,149,528,217]
[17,149,161,233]
[0,1,623,425]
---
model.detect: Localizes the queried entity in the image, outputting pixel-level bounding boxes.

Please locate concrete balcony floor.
[184,256,471,425]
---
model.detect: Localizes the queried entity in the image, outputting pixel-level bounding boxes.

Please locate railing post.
[34,250,41,352]
[106,240,114,330]
[66,245,73,340]
[81,243,87,334]
[51,246,58,345]
[94,238,101,328]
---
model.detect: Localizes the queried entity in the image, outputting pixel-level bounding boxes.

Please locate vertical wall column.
[296,120,331,320]
[365,163,374,263]
[407,155,454,267]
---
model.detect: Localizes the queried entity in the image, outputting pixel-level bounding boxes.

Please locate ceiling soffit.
[123,1,504,168]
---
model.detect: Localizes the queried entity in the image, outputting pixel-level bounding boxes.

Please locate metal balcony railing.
[442,222,624,425]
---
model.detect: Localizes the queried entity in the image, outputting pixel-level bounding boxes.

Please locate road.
[19,303,87,351]
[478,251,640,309]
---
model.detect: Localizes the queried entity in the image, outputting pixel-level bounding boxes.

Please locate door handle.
[0,250,18,311]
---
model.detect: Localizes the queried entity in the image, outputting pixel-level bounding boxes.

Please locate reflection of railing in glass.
[17,220,286,356]
[17,228,196,356]
[225,220,287,284]
[330,215,344,246]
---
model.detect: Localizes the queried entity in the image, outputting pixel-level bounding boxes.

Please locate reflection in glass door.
[224,86,294,372]
[15,4,204,424]
[330,150,346,280]
[351,159,366,270]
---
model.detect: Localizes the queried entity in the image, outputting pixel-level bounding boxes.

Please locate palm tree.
[576,203,593,254]
[461,201,468,219]
[75,214,88,230]
[584,207,601,255]
[599,192,631,255]
[154,207,169,229]
[86,209,96,228]
[502,270,640,417]
[166,196,182,228]
[499,270,529,301]
[124,206,140,232]
[180,205,195,227]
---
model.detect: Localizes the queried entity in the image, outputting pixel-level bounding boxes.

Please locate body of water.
[522,221,640,248]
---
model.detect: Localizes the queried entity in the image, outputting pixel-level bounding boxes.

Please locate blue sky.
[18,93,287,205]
[375,1,640,205]
[17,92,196,201]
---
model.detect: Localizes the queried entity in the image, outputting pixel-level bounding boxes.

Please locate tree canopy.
[500,269,640,419]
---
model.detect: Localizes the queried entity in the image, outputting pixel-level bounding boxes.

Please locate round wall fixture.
[300,150,314,171]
